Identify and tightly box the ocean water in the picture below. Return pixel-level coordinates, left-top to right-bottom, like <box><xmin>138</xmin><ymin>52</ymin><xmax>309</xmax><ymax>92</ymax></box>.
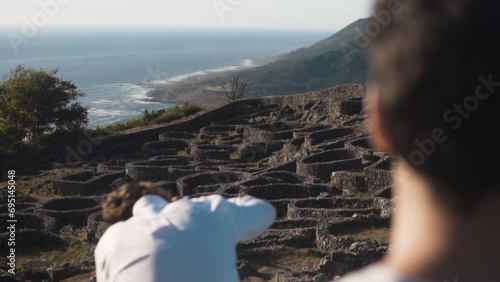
<box><xmin>0</xmin><ymin>26</ymin><xmax>330</xmax><ymax>127</ymax></box>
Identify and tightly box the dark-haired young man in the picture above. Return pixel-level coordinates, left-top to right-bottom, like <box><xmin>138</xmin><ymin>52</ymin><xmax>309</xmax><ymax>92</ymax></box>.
<box><xmin>95</xmin><ymin>182</ymin><xmax>276</xmax><ymax>282</ymax></box>
<box><xmin>101</xmin><ymin>181</ymin><xmax>176</xmax><ymax>225</ymax></box>
<box><xmin>338</xmin><ymin>0</ymin><xmax>500</xmax><ymax>281</ymax></box>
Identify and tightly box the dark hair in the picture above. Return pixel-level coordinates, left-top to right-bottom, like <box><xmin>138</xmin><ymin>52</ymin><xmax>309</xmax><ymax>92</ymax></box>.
<box><xmin>102</xmin><ymin>182</ymin><xmax>171</xmax><ymax>224</ymax></box>
<box><xmin>369</xmin><ymin>0</ymin><xmax>500</xmax><ymax>209</ymax></box>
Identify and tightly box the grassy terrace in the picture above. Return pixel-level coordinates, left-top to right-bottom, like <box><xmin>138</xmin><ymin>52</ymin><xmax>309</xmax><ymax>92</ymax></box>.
<box><xmin>97</xmin><ymin>103</ymin><xmax>204</xmax><ymax>134</ymax></box>
<box><xmin>242</xmin><ymin>246</ymin><xmax>329</xmax><ymax>282</ymax></box>
<box><xmin>0</xmin><ymin>168</ymin><xmax>81</xmax><ymax>202</ymax></box>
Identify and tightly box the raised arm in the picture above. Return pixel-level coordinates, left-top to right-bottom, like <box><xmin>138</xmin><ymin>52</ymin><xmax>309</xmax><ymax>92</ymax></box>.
<box><xmin>227</xmin><ymin>195</ymin><xmax>277</xmax><ymax>241</ymax></box>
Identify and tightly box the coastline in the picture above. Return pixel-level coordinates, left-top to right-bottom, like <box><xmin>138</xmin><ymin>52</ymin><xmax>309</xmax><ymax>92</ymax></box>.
<box><xmin>143</xmin><ymin>55</ymin><xmax>280</xmax><ymax>107</ymax></box>
<box><xmin>90</xmin><ymin>54</ymin><xmax>279</xmax><ymax>128</ymax></box>
<box><xmin>144</xmin><ymin>70</ymin><xmax>239</xmax><ymax>106</ymax></box>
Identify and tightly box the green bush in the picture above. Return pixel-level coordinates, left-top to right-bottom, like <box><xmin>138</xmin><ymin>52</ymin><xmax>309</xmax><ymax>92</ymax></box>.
<box><xmin>0</xmin><ymin>66</ymin><xmax>88</xmax><ymax>152</ymax></box>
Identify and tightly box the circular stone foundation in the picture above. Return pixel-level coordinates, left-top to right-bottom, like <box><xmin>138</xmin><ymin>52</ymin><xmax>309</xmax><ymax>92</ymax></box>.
<box><xmin>199</xmin><ymin>125</ymin><xmax>238</xmax><ymax>140</ymax></box>
<box><xmin>0</xmin><ymin>213</ymin><xmax>56</xmax><ymax>232</ymax></box>
<box><xmin>143</xmin><ymin>139</ymin><xmax>190</xmax><ymax>157</ymax></box>
<box><xmin>316</xmin><ymin>215</ymin><xmax>390</xmax><ymax>253</ymax></box>
<box><xmin>40</xmin><ymin>197</ymin><xmax>101</xmax><ymax>227</ymax></box>
<box><xmin>0</xmin><ymin>230</ymin><xmax>64</xmax><ymax>253</ymax></box>
<box><xmin>126</xmin><ymin>158</ymin><xmax>190</xmax><ymax>181</ymax></box>
<box><xmin>97</xmin><ymin>160</ymin><xmax>128</xmax><ymax>172</ymax></box>
<box><xmin>159</xmin><ymin>131</ymin><xmax>197</xmax><ymax>141</ymax></box>
<box><xmin>191</xmin><ymin>145</ymin><xmax>232</xmax><ymax>161</ymax></box>
<box><xmin>306</xmin><ymin>128</ymin><xmax>356</xmax><ymax>147</ymax></box>
<box><xmin>177</xmin><ymin>171</ymin><xmax>249</xmax><ymax>196</ymax></box>
<box><xmin>287</xmin><ymin>197</ymin><xmax>381</xmax><ymax>219</ymax></box>
<box><xmin>365</xmin><ymin>158</ymin><xmax>393</xmax><ymax>192</ymax></box>
<box><xmin>297</xmin><ymin>149</ymin><xmax>364</xmax><ymax>182</ymax></box>
<box><xmin>243</xmin><ymin>184</ymin><xmax>331</xmax><ymax>200</ymax></box>
<box><xmin>0</xmin><ymin>202</ymin><xmax>39</xmax><ymax>214</ymax></box>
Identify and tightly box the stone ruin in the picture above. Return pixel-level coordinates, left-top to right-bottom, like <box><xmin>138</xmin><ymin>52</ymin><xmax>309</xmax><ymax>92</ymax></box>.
<box><xmin>142</xmin><ymin>139</ymin><xmax>190</xmax><ymax>157</ymax></box>
<box><xmin>40</xmin><ymin>197</ymin><xmax>102</xmax><ymax>227</ymax></box>
<box><xmin>1</xmin><ymin>84</ymin><xmax>399</xmax><ymax>281</ymax></box>
<box><xmin>50</xmin><ymin>170</ymin><xmax>123</xmax><ymax>196</ymax></box>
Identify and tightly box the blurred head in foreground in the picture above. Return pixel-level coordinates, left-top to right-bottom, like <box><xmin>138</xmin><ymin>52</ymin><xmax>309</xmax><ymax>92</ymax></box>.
<box><xmin>367</xmin><ymin>0</ymin><xmax>500</xmax><ymax>210</ymax></box>
<box><xmin>347</xmin><ymin>0</ymin><xmax>500</xmax><ymax>281</ymax></box>
<box><xmin>102</xmin><ymin>181</ymin><xmax>180</xmax><ymax>225</ymax></box>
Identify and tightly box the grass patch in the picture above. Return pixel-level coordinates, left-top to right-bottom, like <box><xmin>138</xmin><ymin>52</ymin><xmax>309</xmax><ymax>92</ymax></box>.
<box><xmin>230</xmin><ymin>151</ymin><xmax>240</xmax><ymax>160</ymax></box>
<box><xmin>192</xmin><ymin>137</ymin><xmax>203</xmax><ymax>144</ymax></box>
<box><xmin>251</xmin><ymin>246</ymin><xmax>328</xmax><ymax>280</ymax></box>
<box><xmin>1</xmin><ymin>168</ymin><xmax>81</xmax><ymax>202</ymax></box>
<box><xmin>278</xmin><ymin>222</ymin><xmax>298</xmax><ymax>229</ymax></box>
<box><xmin>98</xmin><ymin>103</ymin><xmax>203</xmax><ymax>134</ymax></box>
<box><xmin>267</xmin><ymin>276</ymin><xmax>279</xmax><ymax>282</ymax></box>
<box><xmin>335</xmin><ymin>225</ymin><xmax>391</xmax><ymax>243</ymax></box>
<box><xmin>13</xmin><ymin>219</ymin><xmax>96</xmax><ymax>280</ymax></box>
<box><xmin>276</xmin><ymin>214</ymin><xmax>288</xmax><ymax>221</ymax></box>
<box><xmin>16</xmin><ymin>230</ymin><xmax>96</xmax><ymax>280</ymax></box>
<box><xmin>337</xmin><ymin>200</ymin><xmax>365</xmax><ymax>209</ymax></box>
<box><xmin>330</xmin><ymin>113</ymin><xmax>353</xmax><ymax>124</ymax></box>
<box><xmin>250</xmin><ymin>155</ymin><xmax>268</xmax><ymax>164</ymax></box>
<box><xmin>352</xmin><ymin>227</ymin><xmax>391</xmax><ymax>243</ymax></box>
<box><xmin>297</xmin><ymin>248</ymin><xmax>330</xmax><ymax>258</ymax></box>
<box><xmin>17</xmin><ymin>239</ymin><xmax>93</xmax><ymax>269</ymax></box>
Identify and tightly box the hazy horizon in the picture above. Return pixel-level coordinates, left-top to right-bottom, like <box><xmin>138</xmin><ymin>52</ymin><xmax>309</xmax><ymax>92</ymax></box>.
<box><xmin>0</xmin><ymin>24</ymin><xmax>347</xmax><ymax>34</ymax></box>
<box><xmin>1</xmin><ymin>0</ymin><xmax>371</xmax><ymax>31</ymax></box>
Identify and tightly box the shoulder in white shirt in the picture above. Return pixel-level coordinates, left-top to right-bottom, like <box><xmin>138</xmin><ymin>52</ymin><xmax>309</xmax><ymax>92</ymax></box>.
<box><xmin>95</xmin><ymin>194</ymin><xmax>276</xmax><ymax>282</ymax></box>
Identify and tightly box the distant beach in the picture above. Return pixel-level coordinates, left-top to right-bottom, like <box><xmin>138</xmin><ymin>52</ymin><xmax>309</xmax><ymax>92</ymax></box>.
<box><xmin>143</xmin><ymin>55</ymin><xmax>278</xmax><ymax>106</ymax></box>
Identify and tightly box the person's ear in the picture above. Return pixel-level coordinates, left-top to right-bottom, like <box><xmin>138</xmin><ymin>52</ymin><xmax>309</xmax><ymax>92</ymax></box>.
<box><xmin>365</xmin><ymin>84</ymin><xmax>393</xmax><ymax>151</ymax></box>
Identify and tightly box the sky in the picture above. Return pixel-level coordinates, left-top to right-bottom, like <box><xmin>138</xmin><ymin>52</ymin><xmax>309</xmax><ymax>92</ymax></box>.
<box><xmin>0</xmin><ymin>0</ymin><xmax>372</xmax><ymax>31</ymax></box>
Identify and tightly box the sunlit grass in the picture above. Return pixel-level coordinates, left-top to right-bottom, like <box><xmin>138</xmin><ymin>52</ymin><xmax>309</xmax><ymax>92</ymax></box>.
<box><xmin>98</xmin><ymin>103</ymin><xmax>203</xmax><ymax>134</ymax></box>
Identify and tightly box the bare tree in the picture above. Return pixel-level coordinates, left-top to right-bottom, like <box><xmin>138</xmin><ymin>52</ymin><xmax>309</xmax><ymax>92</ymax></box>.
<box><xmin>221</xmin><ymin>75</ymin><xmax>251</xmax><ymax>101</ymax></box>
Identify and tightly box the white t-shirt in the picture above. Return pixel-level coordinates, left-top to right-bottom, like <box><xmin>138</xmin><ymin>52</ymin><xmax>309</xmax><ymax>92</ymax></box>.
<box><xmin>95</xmin><ymin>194</ymin><xmax>276</xmax><ymax>282</ymax></box>
<box><xmin>337</xmin><ymin>264</ymin><xmax>433</xmax><ymax>282</ymax></box>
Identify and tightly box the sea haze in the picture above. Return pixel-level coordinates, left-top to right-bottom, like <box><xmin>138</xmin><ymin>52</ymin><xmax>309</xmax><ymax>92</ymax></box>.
<box><xmin>0</xmin><ymin>26</ymin><xmax>331</xmax><ymax>127</ymax></box>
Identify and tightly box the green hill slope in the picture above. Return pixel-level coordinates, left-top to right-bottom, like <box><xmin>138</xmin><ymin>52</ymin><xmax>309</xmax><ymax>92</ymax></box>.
<box><xmin>283</xmin><ymin>18</ymin><xmax>368</xmax><ymax>60</ymax></box>
<box><xmin>236</xmin><ymin>18</ymin><xmax>369</xmax><ymax>96</ymax></box>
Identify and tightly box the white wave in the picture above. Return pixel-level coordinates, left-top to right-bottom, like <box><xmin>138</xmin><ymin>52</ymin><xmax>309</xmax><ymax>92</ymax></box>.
<box><xmin>134</xmin><ymin>100</ymin><xmax>163</xmax><ymax>105</ymax></box>
<box><xmin>90</xmin><ymin>82</ymin><xmax>161</xmax><ymax>104</ymax></box>
<box><xmin>85</xmin><ymin>58</ymin><xmax>258</xmax><ymax>128</ymax></box>
<box><xmin>148</xmin><ymin>58</ymin><xmax>259</xmax><ymax>85</ymax></box>
<box><xmin>89</xmin><ymin>108</ymin><xmax>128</xmax><ymax>117</ymax></box>
<box><xmin>242</xmin><ymin>59</ymin><xmax>256</xmax><ymax>67</ymax></box>
<box><xmin>91</xmin><ymin>99</ymin><xmax>115</xmax><ymax>104</ymax></box>
<box><xmin>128</xmin><ymin>90</ymin><xmax>153</xmax><ymax>101</ymax></box>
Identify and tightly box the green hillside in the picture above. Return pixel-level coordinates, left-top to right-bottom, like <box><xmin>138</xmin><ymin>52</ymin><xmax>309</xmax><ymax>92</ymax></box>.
<box><xmin>283</xmin><ymin>18</ymin><xmax>368</xmax><ymax>60</ymax></box>
<box><xmin>234</xmin><ymin>18</ymin><xmax>369</xmax><ymax>96</ymax></box>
